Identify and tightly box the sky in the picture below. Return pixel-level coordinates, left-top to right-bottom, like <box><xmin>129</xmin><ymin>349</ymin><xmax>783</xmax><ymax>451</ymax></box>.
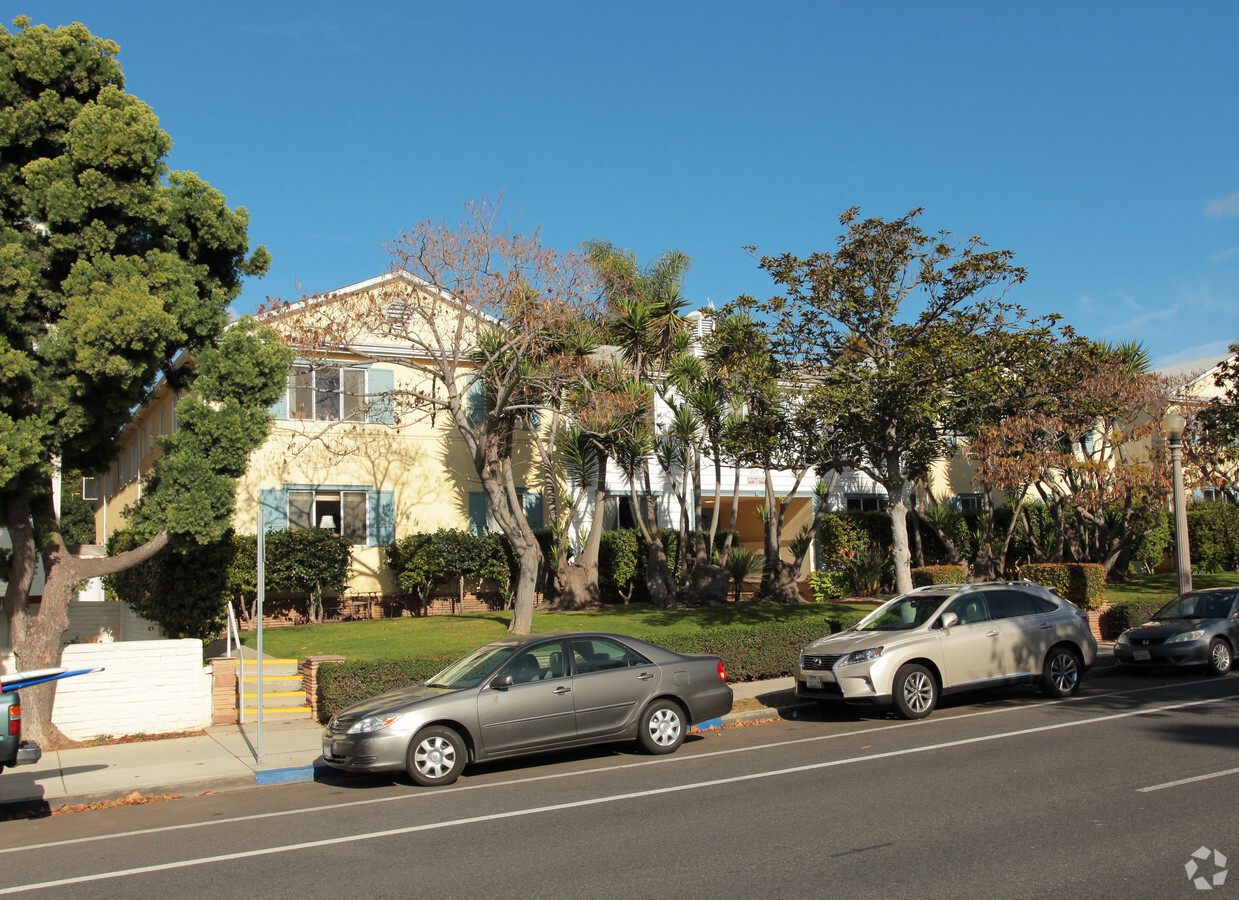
<box><xmin>21</xmin><ymin>1</ymin><xmax>1239</xmax><ymax>368</ymax></box>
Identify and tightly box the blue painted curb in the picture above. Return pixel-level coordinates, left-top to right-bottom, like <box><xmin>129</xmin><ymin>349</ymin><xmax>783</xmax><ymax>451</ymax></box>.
<box><xmin>692</xmin><ymin>717</ymin><xmax>724</xmax><ymax>730</ymax></box>
<box><xmin>254</xmin><ymin>762</ymin><xmax>335</xmax><ymax>786</ymax></box>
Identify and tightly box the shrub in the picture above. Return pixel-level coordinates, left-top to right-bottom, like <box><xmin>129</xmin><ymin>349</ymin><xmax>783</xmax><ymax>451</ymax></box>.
<box><xmin>809</xmin><ymin>570</ymin><xmax>846</xmax><ymax>602</ymax></box>
<box><xmin>599</xmin><ymin>529</ymin><xmax>640</xmax><ymax>601</ymax></box>
<box><xmin>1017</xmin><ymin>563</ymin><xmax>1106</xmax><ymax>610</ymax></box>
<box><xmin>911</xmin><ymin>565</ymin><xmax>966</xmax><ymax>587</ymax></box>
<box><xmin>842</xmin><ymin>544</ymin><xmax>891</xmax><ymax>597</ymax></box>
<box><xmin>317</xmin><ymin>655</ymin><xmax>459</xmax><ymax>722</ymax></box>
<box><xmin>386</xmin><ymin>529</ymin><xmax>515</xmax><ymax>601</ymax></box>
<box><xmin>1187</xmin><ymin>503</ymin><xmax>1239</xmax><ymax>573</ymax></box>
<box><xmin>1099</xmin><ymin>599</ymin><xmax>1165</xmax><ymax>639</ymax></box>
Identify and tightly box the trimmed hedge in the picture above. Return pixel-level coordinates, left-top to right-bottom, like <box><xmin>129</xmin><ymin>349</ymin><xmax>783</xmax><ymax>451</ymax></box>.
<box><xmin>312</xmin><ymin>614</ymin><xmax>865</xmax><ymax>722</ymax></box>
<box><xmin>911</xmin><ymin>565</ymin><xmax>966</xmax><ymax>586</ymax></box>
<box><xmin>317</xmin><ymin>655</ymin><xmax>459</xmax><ymax>722</ymax></box>
<box><xmin>1099</xmin><ymin>599</ymin><xmax>1165</xmax><ymax>639</ymax></box>
<box><xmin>1017</xmin><ymin>563</ymin><xmax>1106</xmax><ymax>610</ymax></box>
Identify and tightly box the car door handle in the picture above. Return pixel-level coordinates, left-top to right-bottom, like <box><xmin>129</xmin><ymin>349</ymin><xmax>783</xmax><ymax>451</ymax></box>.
<box><xmin>636</xmin><ymin>672</ymin><xmax>654</xmax><ymax>681</ymax></box>
<box><xmin>1039</xmin><ymin>623</ymin><xmax>1053</xmax><ymax>630</ymax></box>
<box><xmin>986</xmin><ymin>631</ymin><xmax>1000</xmax><ymax>638</ymax></box>
<box><xmin>552</xmin><ymin>686</ymin><xmax>571</xmax><ymax>695</ymax></box>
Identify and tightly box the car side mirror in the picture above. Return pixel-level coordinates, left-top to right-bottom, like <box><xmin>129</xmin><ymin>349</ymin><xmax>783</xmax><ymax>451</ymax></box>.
<box><xmin>940</xmin><ymin>612</ymin><xmax>959</xmax><ymax>630</ymax></box>
<box><xmin>491</xmin><ymin>675</ymin><xmax>514</xmax><ymax>689</ymax></box>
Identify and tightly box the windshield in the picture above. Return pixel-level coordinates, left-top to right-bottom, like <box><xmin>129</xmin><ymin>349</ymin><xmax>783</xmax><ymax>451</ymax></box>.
<box><xmin>1154</xmin><ymin>591</ymin><xmax>1235</xmax><ymax>621</ymax></box>
<box><xmin>426</xmin><ymin>644</ymin><xmax>517</xmax><ymax>689</ymax></box>
<box><xmin>855</xmin><ymin>594</ymin><xmax>950</xmax><ymax>632</ymax></box>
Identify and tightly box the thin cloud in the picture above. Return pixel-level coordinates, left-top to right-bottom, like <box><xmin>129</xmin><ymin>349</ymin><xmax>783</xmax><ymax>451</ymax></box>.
<box><xmin>1153</xmin><ymin>340</ymin><xmax>1235</xmax><ymax>368</ymax></box>
<box><xmin>1103</xmin><ymin>305</ymin><xmax>1178</xmax><ymax>333</ymax></box>
<box><xmin>1206</xmin><ymin>193</ymin><xmax>1239</xmax><ymax>217</ymax></box>
<box><xmin>1208</xmin><ymin>245</ymin><xmax>1239</xmax><ymax>263</ymax></box>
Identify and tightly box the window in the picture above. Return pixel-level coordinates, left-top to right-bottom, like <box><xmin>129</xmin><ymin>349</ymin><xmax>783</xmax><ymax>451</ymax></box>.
<box><xmin>259</xmin><ymin>486</ymin><xmax>395</xmax><ymax>547</ymax></box>
<box><xmin>984</xmin><ymin>589</ymin><xmax>1040</xmax><ymax>619</ymax></box>
<box><xmin>280</xmin><ymin>363</ymin><xmax>394</xmax><ymax>424</ymax></box>
<box><xmin>603</xmin><ymin>495</ymin><xmax>643</xmax><ymax>530</ymax></box>
<box><xmin>956</xmin><ymin>494</ymin><xmax>985</xmax><ymax>512</ymax></box>
<box><xmin>468</xmin><ymin>489</ymin><xmax>543</xmax><ymax>534</ymax></box>
<box><xmin>288</xmin><ymin>490</ymin><xmax>369</xmax><ymax>545</ymax></box>
<box><xmin>846</xmin><ymin>495</ymin><xmax>886</xmax><ymax>512</ymax></box>
<box><xmin>571</xmin><ymin>637</ymin><xmax>650</xmax><ymax>673</ymax></box>
<box><xmin>943</xmin><ymin>594</ymin><xmax>991</xmax><ymax>626</ymax></box>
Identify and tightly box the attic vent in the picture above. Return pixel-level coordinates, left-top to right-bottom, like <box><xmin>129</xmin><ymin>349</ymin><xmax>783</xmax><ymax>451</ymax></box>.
<box><xmin>384</xmin><ymin>299</ymin><xmax>411</xmax><ymax>330</ymax></box>
<box><xmin>694</xmin><ymin>312</ymin><xmax>715</xmax><ymax>340</ymax></box>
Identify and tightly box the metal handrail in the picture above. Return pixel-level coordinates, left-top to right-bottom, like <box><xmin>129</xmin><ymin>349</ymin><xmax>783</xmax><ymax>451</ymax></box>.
<box><xmin>226</xmin><ymin>601</ymin><xmax>244</xmax><ymax>724</ymax></box>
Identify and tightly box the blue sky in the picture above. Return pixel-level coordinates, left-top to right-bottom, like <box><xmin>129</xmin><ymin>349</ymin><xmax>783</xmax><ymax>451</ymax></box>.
<box><xmin>24</xmin><ymin>1</ymin><xmax>1239</xmax><ymax>367</ymax></box>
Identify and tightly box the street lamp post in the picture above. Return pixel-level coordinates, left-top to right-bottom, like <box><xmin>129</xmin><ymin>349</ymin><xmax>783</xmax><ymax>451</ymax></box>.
<box><xmin>1163</xmin><ymin>411</ymin><xmax>1192</xmax><ymax>596</ymax></box>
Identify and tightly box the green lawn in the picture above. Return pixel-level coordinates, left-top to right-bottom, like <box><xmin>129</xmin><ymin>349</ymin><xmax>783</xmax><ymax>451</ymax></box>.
<box><xmin>240</xmin><ymin>601</ymin><xmax>871</xmax><ymax>661</ymax></box>
<box><xmin>1103</xmin><ymin>572</ymin><xmax>1239</xmax><ymax>606</ymax></box>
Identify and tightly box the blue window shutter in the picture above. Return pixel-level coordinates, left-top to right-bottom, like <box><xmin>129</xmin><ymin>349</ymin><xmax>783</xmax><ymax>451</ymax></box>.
<box><xmin>466</xmin><ymin>378</ymin><xmax>486</xmax><ymax>428</ymax></box>
<box><xmin>527</xmin><ymin>407</ymin><xmax>541</xmax><ymax>431</ymax></box>
<box><xmin>269</xmin><ymin>382</ymin><xmax>287</xmax><ymax>420</ymax></box>
<box><xmin>370</xmin><ymin>490</ymin><xmax>395</xmax><ymax>545</ymax></box>
<box><xmin>368</xmin><ymin>367</ymin><xmax>395</xmax><ymax>425</ymax></box>
<box><xmin>258</xmin><ymin>489</ymin><xmax>288</xmax><ymax>531</ymax></box>
<box><xmin>468</xmin><ymin>492</ymin><xmax>489</xmax><ymax>535</ymax></box>
<box><xmin>523</xmin><ymin>490</ymin><xmax>544</xmax><ymax>531</ymax></box>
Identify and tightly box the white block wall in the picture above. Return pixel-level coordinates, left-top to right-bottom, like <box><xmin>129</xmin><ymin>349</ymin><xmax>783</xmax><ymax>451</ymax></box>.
<box><xmin>50</xmin><ymin>640</ymin><xmax>212</xmax><ymax>741</ymax></box>
<box><xmin>61</xmin><ymin>601</ymin><xmax>165</xmax><ymax>645</ymax></box>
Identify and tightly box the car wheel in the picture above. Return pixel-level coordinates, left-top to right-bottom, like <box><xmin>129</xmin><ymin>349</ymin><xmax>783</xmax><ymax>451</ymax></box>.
<box><xmin>1042</xmin><ymin>647</ymin><xmax>1082</xmax><ymax>698</ymax></box>
<box><xmin>638</xmin><ymin>699</ymin><xmax>686</xmax><ymax>754</ymax></box>
<box><xmin>1206</xmin><ymin>639</ymin><xmax>1232</xmax><ymax>676</ymax></box>
<box><xmin>406</xmin><ymin>725</ymin><xmax>466</xmax><ymax>787</ymax></box>
<box><xmin>892</xmin><ymin>664</ymin><xmax>937</xmax><ymax>720</ymax></box>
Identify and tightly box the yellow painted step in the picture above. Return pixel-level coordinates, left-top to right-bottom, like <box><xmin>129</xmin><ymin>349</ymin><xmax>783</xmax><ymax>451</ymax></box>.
<box><xmin>241</xmin><ymin>691</ymin><xmax>306</xmax><ymax>700</ymax></box>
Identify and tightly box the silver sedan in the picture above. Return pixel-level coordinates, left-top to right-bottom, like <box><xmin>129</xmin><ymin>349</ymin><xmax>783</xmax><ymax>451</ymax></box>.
<box><xmin>321</xmin><ymin>631</ymin><xmax>734</xmax><ymax>786</ymax></box>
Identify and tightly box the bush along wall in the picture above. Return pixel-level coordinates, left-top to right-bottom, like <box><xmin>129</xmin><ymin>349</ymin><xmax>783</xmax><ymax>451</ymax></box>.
<box><xmin>1098</xmin><ymin>599</ymin><xmax>1166</xmax><ymax>640</ymax></box>
<box><xmin>1017</xmin><ymin>563</ymin><xmax>1106</xmax><ymax>610</ymax></box>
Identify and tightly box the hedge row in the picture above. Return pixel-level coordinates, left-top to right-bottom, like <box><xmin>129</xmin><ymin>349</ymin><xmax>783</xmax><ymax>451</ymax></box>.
<box><xmin>1098</xmin><ymin>599</ymin><xmax>1166</xmax><ymax>639</ymax></box>
<box><xmin>911</xmin><ymin>565</ymin><xmax>966</xmax><ymax>586</ymax></box>
<box><xmin>313</xmin><ymin>614</ymin><xmax>866</xmax><ymax>722</ymax></box>
<box><xmin>1017</xmin><ymin>563</ymin><xmax>1106</xmax><ymax>610</ymax></box>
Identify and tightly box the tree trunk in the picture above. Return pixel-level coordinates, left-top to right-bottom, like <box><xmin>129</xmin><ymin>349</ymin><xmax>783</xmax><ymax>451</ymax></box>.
<box><xmin>682</xmin><ymin>564</ymin><xmax>730</xmax><ymax>606</ymax></box>
<box><xmin>544</xmin><ymin>465</ymin><xmax>608</xmax><ymax>611</ymax></box>
<box><xmin>6</xmin><ymin>493</ymin><xmax>170</xmax><ymax>748</ymax></box>
<box><xmin>759</xmin><ymin>559</ymin><xmax>803</xmax><ymax>603</ymax></box>
<box><xmin>889</xmin><ymin>486</ymin><xmax>914</xmax><ymax>596</ymax></box>
<box><xmin>508</xmin><ymin>541</ymin><xmax>541</xmax><ymax>634</ymax></box>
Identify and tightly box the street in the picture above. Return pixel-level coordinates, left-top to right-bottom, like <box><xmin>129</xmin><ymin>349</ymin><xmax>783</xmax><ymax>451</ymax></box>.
<box><xmin>0</xmin><ymin>671</ymin><xmax>1235</xmax><ymax>899</ymax></box>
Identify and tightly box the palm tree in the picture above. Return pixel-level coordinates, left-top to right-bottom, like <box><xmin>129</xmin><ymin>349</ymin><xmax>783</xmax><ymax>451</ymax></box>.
<box><xmin>724</xmin><ymin>547</ymin><xmax>765</xmax><ymax>603</ymax></box>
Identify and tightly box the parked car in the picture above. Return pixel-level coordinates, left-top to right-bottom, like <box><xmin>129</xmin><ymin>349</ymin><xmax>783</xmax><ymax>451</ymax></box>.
<box><xmin>1113</xmin><ymin>588</ymin><xmax>1239</xmax><ymax>675</ymax></box>
<box><xmin>796</xmin><ymin>581</ymin><xmax>1098</xmax><ymax>719</ymax></box>
<box><xmin>0</xmin><ymin>687</ymin><xmax>40</xmax><ymax>774</ymax></box>
<box><xmin>322</xmin><ymin>632</ymin><xmax>733</xmax><ymax>786</ymax></box>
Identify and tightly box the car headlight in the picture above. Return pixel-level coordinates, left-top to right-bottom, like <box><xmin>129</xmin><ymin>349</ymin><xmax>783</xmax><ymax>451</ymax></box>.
<box><xmin>1166</xmin><ymin>630</ymin><xmax>1206</xmax><ymax>644</ymax></box>
<box><xmin>347</xmin><ymin>713</ymin><xmax>402</xmax><ymax>735</ymax></box>
<box><xmin>1115</xmin><ymin>632</ymin><xmax>1129</xmax><ymax>645</ymax></box>
<box><xmin>839</xmin><ymin>647</ymin><xmax>883</xmax><ymax>666</ymax></box>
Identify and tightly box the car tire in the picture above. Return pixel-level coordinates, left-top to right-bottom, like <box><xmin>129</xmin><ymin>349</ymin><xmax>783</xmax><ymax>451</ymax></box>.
<box><xmin>1042</xmin><ymin>646</ymin><xmax>1082</xmax><ymax>698</ymax></box>
<box><xmin>892</xmin><ymin>664</ymin><xmax>937</xmax><ymax>720</ymax></box>
<box><xmin>1206</xmin><ymin>639</ymin><xmax>1233</xmax><ymax>676</ymax></box>
<box><xmin>406</xmin><ymin>725</ymin><xmax>466</xmax><ymax>787</ymax></box>
<box><xmin>638</xmin><ymin>699</ymin><xmax>686</xmax><ymax>754</ymax></box>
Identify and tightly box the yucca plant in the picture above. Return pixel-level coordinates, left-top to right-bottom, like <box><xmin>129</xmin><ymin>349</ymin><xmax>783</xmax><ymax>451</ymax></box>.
<box><xmin>724</xmin><ymin>547</ymin><xmax>765</xmax><ymax>603</ymax></box>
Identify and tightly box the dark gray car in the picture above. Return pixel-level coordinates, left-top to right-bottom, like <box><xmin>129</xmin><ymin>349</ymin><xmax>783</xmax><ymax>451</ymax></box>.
<box><xmin>321</xmin><ymin>631</ymin><xmax>733</xmax><ymax>786</ymax></box>
<box><xmin>1114</xmin><ymin>588</ymin><xmax>1239</xmax><ymax>674</ymax></box>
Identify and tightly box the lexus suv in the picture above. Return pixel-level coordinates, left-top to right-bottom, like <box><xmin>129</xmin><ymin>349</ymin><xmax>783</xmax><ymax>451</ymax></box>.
<box><xmin>796</xmin><ymin>581</ymin><xmax>1098</xmax><ymax>719</ymax></box>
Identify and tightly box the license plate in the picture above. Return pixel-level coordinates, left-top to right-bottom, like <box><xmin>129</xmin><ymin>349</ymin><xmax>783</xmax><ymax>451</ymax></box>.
<box><xmin>1134</xmin><ymin>650</ymin><xmax>1151</xmax><ymax>661</ymax></box>
<box><xmin>807</xmin><ymin>675</ymin><xmax>822</xmax><ymax>689</ymax></box>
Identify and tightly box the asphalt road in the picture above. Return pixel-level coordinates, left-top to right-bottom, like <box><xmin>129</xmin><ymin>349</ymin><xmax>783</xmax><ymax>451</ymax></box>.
<box><xmin>0</xmin><ymin>671</ymin><xmax>1236</xmax><ymax>899</ymax></box>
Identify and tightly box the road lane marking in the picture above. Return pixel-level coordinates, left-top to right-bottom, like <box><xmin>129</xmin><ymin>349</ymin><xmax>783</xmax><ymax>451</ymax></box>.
<box><xmin>1138</xmin><ymin>766</ymin><xmax>1239</xmax><ymax>793</ymax></box>
<box><xmin>2</xmin><ymin>691</ymin><xmax>1236</xmax><ymax>895</ymax></box>
<box><xmin>0</xmin><ymin>676</ymin><xmax>1228</xmax><ymax>856</ymax></box>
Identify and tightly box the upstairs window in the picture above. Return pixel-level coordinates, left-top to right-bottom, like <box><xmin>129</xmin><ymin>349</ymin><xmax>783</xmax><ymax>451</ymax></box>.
<box><xmin>277</xmin><ymin>363</ymin><xmax>395</xmax><ymax>424</ymax></box>
<box><xmin>846</xmin><ymin>495</ymin><xmax>886</xmax><ymax>512</ymax></box>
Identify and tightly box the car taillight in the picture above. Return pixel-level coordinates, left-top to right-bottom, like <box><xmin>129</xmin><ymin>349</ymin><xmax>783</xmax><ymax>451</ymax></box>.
<box><xmin>717</xmin><ymin>660</ymin><xmax>727</xmax><ymax>682</ymax></box>
<box><xmin>9</xmin><ymin>703</ymin><xmax>20</xmax><ymax>737</ymax></box>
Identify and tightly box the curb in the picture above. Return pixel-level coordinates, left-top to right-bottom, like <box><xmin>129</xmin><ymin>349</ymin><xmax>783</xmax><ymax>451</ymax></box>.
<box><xmin>254</xmin><ymin>762</ymin><xmax>337</xmax><ymax>786</ymax></box>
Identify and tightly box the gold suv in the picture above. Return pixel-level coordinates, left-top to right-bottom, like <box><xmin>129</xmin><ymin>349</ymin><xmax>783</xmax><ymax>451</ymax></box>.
<box><xmin>796</xmin><ymin>582</ymin><xmax>1098</xmax><ymax>719</ymax></box>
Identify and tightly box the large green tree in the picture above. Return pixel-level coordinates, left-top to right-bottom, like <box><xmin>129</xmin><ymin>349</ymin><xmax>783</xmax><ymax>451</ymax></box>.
<box><xmin>746</xmin><ymin>208</ymin><xmax>1055</xmax><ymax>594</ymax></box>
<box><xmin>0</xmin><ymin>18</ymin><xmax>277</xmax><ymax>745</ymax></box>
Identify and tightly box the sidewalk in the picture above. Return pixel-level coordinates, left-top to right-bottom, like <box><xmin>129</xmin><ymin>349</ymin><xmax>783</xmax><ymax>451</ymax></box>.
<box><xmin>0</xmin><ymin>645</ymin><xmax>1114</xmax><ymax>811</ymax></box>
